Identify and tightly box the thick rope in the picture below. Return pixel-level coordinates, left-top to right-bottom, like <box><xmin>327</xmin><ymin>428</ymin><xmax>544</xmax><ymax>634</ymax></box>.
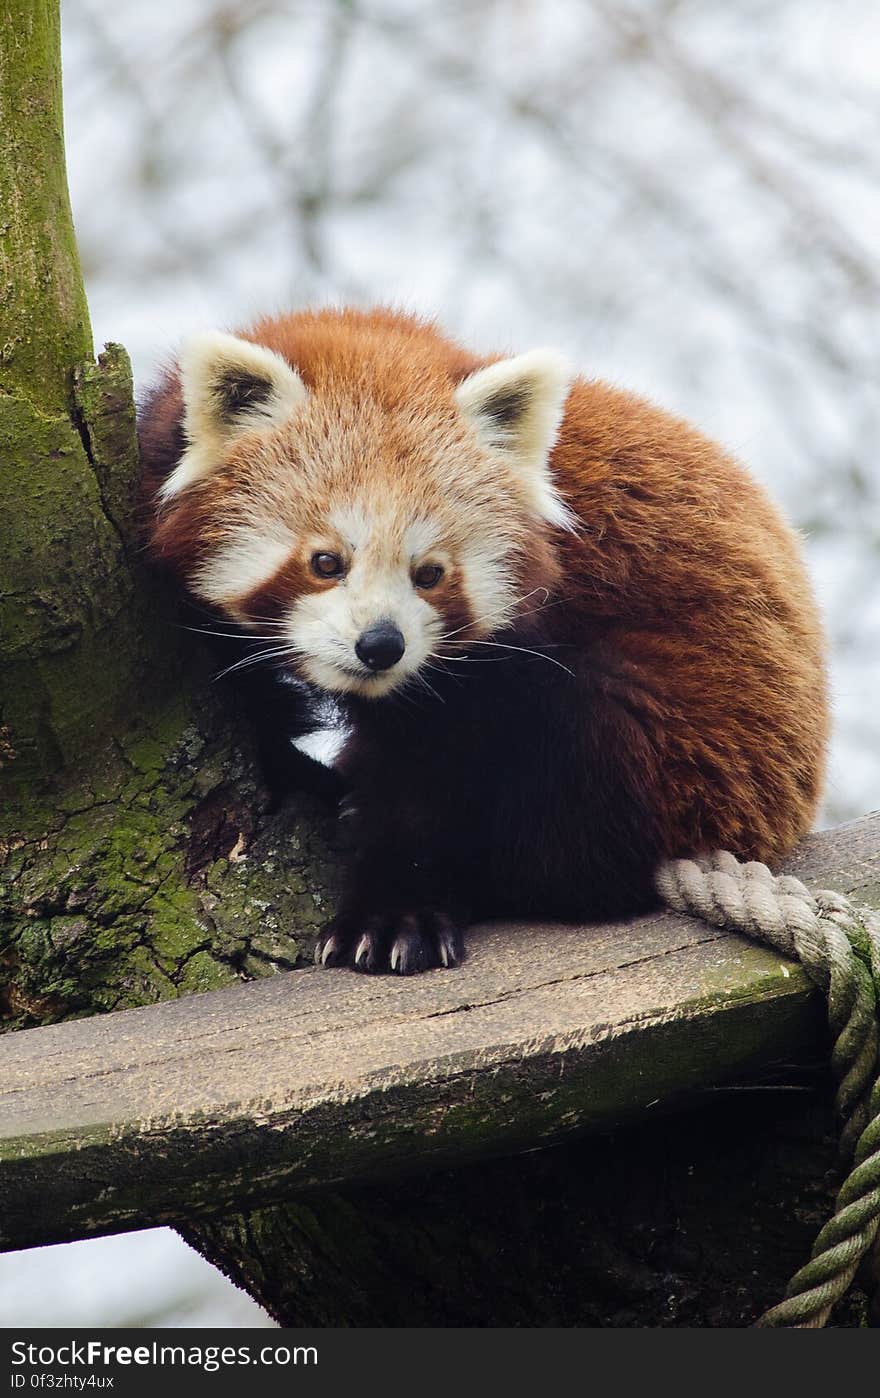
<box><xmin>656</xmin><ymin>850</ymin><xmax>880</xmax><ymax>1327</ymax></box>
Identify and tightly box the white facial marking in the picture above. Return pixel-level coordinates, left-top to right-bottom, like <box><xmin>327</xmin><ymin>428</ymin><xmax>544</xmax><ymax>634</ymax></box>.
<box><xmin>191</xmin><ymin>526</ymin><xmax>294</xmax><ymax>608</ymax></box>
<box><xmin>458</xmin><ymin>538</ymin><xmax>518</xmax><ymax>632</ymax></box>
<box><xmin>328</xmin><ymin>504</ymin><xmax>372</xmax><ymax>552</ymax></box>
<box><xmin>283</xmin><ymin>513</ymin><xmax>447</xmax><ymax>696</ymax></box>
<box><xmin>404</xmin><ymin>517</ymin><xmax>441</xmax><ymax>558</ymax></box>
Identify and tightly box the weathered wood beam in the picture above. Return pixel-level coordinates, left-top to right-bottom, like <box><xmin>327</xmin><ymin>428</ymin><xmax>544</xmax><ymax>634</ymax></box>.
<box><xmin>1</xmin><ymin>814</ymin><xmax>877</xmax><ymax>1252</ymax></box>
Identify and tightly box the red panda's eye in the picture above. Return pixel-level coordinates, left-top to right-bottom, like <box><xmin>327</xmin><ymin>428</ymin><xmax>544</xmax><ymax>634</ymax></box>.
<box><xmin>311</xmin><ymin>551</ymin><xmax>345</xmax><ymax>579</ymax></box>
<box><xmin>413</xmin><ymin>563</ymin><xmax>444</xmax><ymax>590</ymax></box>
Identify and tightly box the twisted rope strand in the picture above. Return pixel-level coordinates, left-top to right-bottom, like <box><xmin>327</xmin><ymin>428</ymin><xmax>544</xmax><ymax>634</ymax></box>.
<box><xmin>656</xmin><ymin>852</ymin><xmax>880</xmax><ymax>1328</ymax></box>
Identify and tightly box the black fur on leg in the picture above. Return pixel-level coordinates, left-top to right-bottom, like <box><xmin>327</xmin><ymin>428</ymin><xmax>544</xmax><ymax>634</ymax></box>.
<box><xmin>183</xmin><ymin>598</ymin><xmax>347</xmax><ymax>807</ymax></box>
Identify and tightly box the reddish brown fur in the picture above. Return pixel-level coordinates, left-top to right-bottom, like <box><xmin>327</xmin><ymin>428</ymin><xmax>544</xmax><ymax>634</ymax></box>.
<box><xmin>545</xmin><ymin>385</ymin><xmax>828</xmax><ymax>862</ymax></box>
<box><xmin>140</xmin><ymin>307</ymin><xmax>828</xmax><ymax>878</ymax></box>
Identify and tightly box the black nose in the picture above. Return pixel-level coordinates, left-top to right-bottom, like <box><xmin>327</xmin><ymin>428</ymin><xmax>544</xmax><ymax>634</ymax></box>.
<box><xmin>355</xmin><ymin>621</ymin><xmax>406</xmax><ymax>672</ymax></box>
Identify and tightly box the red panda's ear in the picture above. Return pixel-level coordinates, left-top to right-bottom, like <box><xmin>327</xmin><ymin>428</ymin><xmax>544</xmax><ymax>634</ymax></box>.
<box><xmin>159</xmin><ymin>333</ymin><xmax>308</xmax><ymax>500</ymax></box>
<box><xmin>454</xmin><ymin>350</ymin><xmax>575</xmax><ymax>528</ymax></box>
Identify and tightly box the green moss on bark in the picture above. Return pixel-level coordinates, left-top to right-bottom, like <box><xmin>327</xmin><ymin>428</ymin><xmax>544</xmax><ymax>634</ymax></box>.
<box><xmin>186</xmin><ymin>1091</ymin><xmax>866</xmax><ymax>1327</ymax></box>
<box><xmin>0</xmin><ymin>5</ymin><xmax>176</xmax><ymax>795</ymax></box>
<box><xmin>0</xmin><ymin>685</ymin><xmax>343</xmax><ymax>1028</ymax></box>
<box><xmin>0</xmin><ymin>0</ymin><xmax>93</xmax><ymax>413</ymax></box>
<box><xmin>0</xmin><ymin>389</ymin><xmax>130</xmax><ymax>785</ymax></box>
<box><xmin>0</xmin><ymin>340</ymin><xmax>190</xmax><ymax>801</ymax></box>
<box><xmin>74</xmin><ymin>343</ymin><xmax>141</xmax><ymax>548</ymax></box>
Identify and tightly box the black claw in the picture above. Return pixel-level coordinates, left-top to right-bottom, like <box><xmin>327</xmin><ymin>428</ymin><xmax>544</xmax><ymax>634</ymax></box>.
<box><xmin>391</xmin><ymin>929</ymin><xmax>432</xmax><ymax>975</ymax></box>
<box><xmin>315</xmin><ymin>908</ymin><xmax>465</xmax><ymax>975</ymax></box>
<box><xmin>314</xmin><ymin>924</ymin><xmax>347</xmax><ymax>967</ymax></box>
<box><xmin>353</xmin><ymin>924</ymin><xmax>390</xmax><ymax>974</ymax></box>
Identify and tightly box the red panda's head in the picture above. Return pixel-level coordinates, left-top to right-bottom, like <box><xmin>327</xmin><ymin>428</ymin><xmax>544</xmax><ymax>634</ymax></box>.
<box><xmin>145</xmin><ymin>316</ymin><xmax>574</xmax><ymax>698</ymax></box>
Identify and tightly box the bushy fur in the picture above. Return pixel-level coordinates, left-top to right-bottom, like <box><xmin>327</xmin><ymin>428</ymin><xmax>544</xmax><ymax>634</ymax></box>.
<box><xmin>139</xmin><ymin>307</ymin><xmax>829</xmax><ymax>974</ymax></box>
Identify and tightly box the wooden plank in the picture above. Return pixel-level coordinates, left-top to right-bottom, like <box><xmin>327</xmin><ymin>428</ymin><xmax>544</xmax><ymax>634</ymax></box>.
<box><xmin>1</xmin><ymin>813</ymin><xmax>877</xmax><ymax>1251</ymax></box>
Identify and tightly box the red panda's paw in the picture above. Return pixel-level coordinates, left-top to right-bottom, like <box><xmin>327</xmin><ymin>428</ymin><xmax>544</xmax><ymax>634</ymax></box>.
<box><xmin>315</xmin><ymin>909</ymin><xmax>464</xmax><ymax>975</ymax></box>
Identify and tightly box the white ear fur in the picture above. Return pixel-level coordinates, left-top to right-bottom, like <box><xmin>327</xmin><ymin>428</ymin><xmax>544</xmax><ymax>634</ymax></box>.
<box><xmin>159</xmin><ymin>332</ymin><xmax>308</xmax><ymax>500</ymax></box>
<box><xmin>454</xmin><ymin>350</ymin><xmax>575</xmax><ymax>528</ymax></box>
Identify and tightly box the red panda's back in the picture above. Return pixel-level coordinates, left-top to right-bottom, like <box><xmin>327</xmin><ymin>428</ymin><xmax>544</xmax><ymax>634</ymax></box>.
<box><xmin>548</xmin><ymin>378</ymin><xmax>828</xmax><ymax>863</ymax></box>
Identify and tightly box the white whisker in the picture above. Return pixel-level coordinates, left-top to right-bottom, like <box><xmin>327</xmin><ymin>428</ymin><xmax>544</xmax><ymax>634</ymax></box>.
<box><xmin>213</xmin><ymin>645</ymin><xmax>299</xmax><ymax>680</ymax></box>
<box><xmin>181</xmin><ymin>623</ymin><xmax>288</xmax><ymax>641</ymax></box>
<box><xmin>437</xmin><ymin>586</ymin><xmax>551</xmax><ymax>642</ymax></box>
<box><xmin>441</xmin><ymin>639</ymin><xmax>575</xmax><ymax>677</ymax></box>
<box><xmin>429</xmin><ymin>651</ymin><xmax>511</xmax><ymax>665</ymax></box>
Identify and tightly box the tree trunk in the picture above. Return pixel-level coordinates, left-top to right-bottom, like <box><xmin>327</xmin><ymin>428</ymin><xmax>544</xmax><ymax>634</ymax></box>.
<box><xmin>0</xmin><ymin>0</ymin><xmax>341</xmax><ymax>1023</ymax></box>
<box><xmin>183</xmin><ymin>1084</ymin><xmax>868</xmax><ymax>1328</ymax></box>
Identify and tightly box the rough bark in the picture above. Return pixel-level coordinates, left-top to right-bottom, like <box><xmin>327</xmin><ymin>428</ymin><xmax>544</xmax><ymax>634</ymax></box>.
<box><xmin>183</xmin><ymin>1085</ymin><xmax>869</xmax><ymax>1328</ymax></box>
<box><xmin>0</xmin><ymin>0</ymin><xmax>91</xmax><ymax>413</ymax></box>
<box><xmin>0</xmin><ymin>0</ymin><xmax>159</xmax><ymax>798</ymax></box>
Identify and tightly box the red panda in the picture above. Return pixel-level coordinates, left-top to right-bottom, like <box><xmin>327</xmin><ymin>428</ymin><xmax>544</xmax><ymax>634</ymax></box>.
<box><xmin>139</xmin><ymin>307</ymin><xmax>829</xmax><ymax>974</ymax></box>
